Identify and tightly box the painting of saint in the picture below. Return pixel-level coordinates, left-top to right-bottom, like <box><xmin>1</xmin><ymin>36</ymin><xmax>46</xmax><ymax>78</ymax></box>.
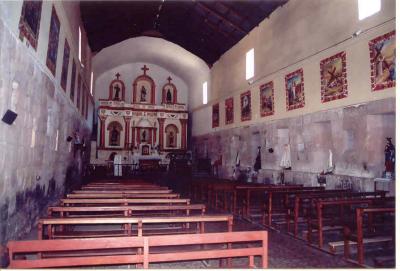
<box><xmin>369</xmin><ymin>31</ymin><xmax>396</xmax><ymax>91</ymax></box>
<box><xmin>70</xmin><ymin>61</ymin><xmax>76</xmax><ymax>101</ymax></box>
<box><xmin>46</xmin><ymin>7</ymin><xmax>60</xmax><ymax>76</ymax></box>
<box><xmin>260</xmin><ymin>81</ymin><xmax>274</xmax><ymax>117</ymax></box>
<box><xmin>285</xmin><ymin>69</ymin><xmax>305</xmax><ymax>110</ymax></box>
<box><xmin>19</xmin><ymin>0</ymin><xmax>42</xmax><ymax>50</ymax></box>
<box><xmin>61</xmin><ymin>39</ymin><xmax>70</xmax><ymax>91</ymax></box>
<box><xmin>320</xmin><ymin>52</ymin><xmax>347</xmax><ymax>102</ymax></box>
<box><xmin>225</xmin><ymin>97</ymin><xmax>234</xmax><ymax>125</ymax></box>
<box><xmin>240</xmin><ymin>91</ymin><xmax>251</xmax><ymax>121</ymax></box>
<box><xmin>212</xmin><ymin>103</ymin><xmax>219</xmax><ymax>128</ymax></box>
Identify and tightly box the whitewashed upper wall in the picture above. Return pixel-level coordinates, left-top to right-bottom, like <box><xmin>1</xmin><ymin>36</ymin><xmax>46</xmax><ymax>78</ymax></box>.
<box><xmin>95</xmin><ymin>63</ymin><xmax>188</xmax><ymax>106</ymax></box>
<box><xmin>0</xmin><ymin>0</ymin><xmax>93</xmax><ymax>127</ymax></box>
<box><xmin>92</xmin><ymin>36</ymin><xmax>210</xmax><ymax>110</ymax></box>
<box><xmin>192</xmin><ymin>0</ymin><xmax>396</xmax><ymax>136</ymax></box>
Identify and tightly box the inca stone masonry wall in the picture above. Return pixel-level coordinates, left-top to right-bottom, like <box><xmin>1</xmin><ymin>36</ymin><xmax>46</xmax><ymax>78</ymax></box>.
<box><xmin>192</xmin><ymin>97</ymin><xmax>395</xmax><ymax>192</ymax></box>
<box><xmin>0</xmin><ymin>16</ymin><xmax>91</xmax><ymax>254</ymax></box>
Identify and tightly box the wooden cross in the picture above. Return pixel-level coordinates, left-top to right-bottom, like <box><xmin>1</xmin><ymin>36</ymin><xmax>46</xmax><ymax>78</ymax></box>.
<box><xmin>115</xmin><ymin>73</ymin><xmax>121</xmax><ymax>80</ymax></box>
<box><xmin>141</xmin><ymin>65</ymin><xmax>149</xmax><ymax>75</ymax></box>
<box><xmin>167</xmin><ymin>76</ymin><xmax>172</xmax><ymax>84</ymax></box>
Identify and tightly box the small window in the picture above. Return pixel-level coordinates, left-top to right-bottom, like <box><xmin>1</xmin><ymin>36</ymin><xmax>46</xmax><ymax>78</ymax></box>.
<box><xmin>30</xmin><ymin>129</ymin><xmax>36</xmax><ymax>148</ymax></box>
<box><xmin>358</xmin><ymin>0</ymin><xmax>381</xmax><ymax>20</ymax></box>
<box><xmin>90</xmin><ymin>72</ymin><xmax>94</xmax><ymax>95</ymax></box>
<box><xmin>55</xmin><ymin>129</ymin><xmax>59</xmax><ymax>151</ymax></box>
<box><xmin>78</xmin><ymin>26</ymin><xmax>83</xmax><ymax>67</ymax></box>
<box><xmin>246</xmin><ymin>48</ymin><xmax>254</xmax><ymax>80</ymax></box>
<box><xmin>202</xmin><ymin>81</ymin><xmax>208</xmax><ymax>105</ymax></box>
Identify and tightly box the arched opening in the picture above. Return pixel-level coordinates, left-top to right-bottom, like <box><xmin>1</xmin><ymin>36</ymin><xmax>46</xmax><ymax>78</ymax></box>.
<box><xmin>107</xmin><ymin>121</ymin><xmax>123</xmax><ymax>146</ymax></box>
<box><xmin>165</xmin><ymin>124</ymin><xmax>179</xmax><ymax>148</ymax></box>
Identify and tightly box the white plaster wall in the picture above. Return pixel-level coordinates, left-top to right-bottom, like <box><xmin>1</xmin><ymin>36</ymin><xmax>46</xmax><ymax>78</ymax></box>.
<box><xmin>95</xmin><ymin>63</ymin><xmax>188</xmax><ymax>106</ymax></box>
<box><xmin>192</xmin><ymin>0</ymin><xmax>395</xmax><ymax>136</ymax></box>
<box><xmin>91</xmin><ymin>36</ymin><xmax>211</xmax><ymax>110</ymax></box>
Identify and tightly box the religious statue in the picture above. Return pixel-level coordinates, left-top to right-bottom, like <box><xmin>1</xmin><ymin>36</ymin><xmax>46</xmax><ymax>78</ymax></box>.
<box><xmin>140</xmin><ymin>86</ymin><xmax>147</xmax><ymax>102</ymax></box>
<box><xmin>168</xmin><ymin>131</ymin><xmax>174</xmax><ymax>147</ymax></box>
<box><xmin>113</xmin><ymin>84</ymin><xmax>121</xmax><ymax>100</ymax></box>
<box><xmin>110</xmin><ymin>126</ymin><xmax>119</xmax><ymax>145</ymax></box>
<box><xmin>384</xmin><ymin>137</ymin><xmax>395</xmax><ymax>177</ymax></box>
<box><xmin>166</xmin><ymin>89</ymin><xmax>172</xmax><ymax>103</ymax></box>
<box><xmin>141</xmin><ymin>130</ymin><xmax>147</xmax><ymax>142</ymax></box>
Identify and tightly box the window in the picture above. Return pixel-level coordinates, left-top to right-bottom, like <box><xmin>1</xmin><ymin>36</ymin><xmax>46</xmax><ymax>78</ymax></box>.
<box><xmin>246</xmin><ymin>48</ymin><xmax>254</xmax><ymax>80</ymax></box>
<box><xmin>78</xmin><ymin>26</ymin><xmax>83</xmax><ymax>65</ymax></box>
<box><xmin>55</xmin><ymin>129</ymin><xmax>59</xmax><ymax>151</ymax></box>
<box><xmin>30</xmin><ymin>129</ymin><xmax>36</xmax><ymax>148</ymax></box>
<box><xmin>358</xmin><ymin>0</ymin><xmax>381</xmax><ymax>20</ymax></box>
<box><xmin>90</xmin><ymin>71</ymin><xmax>94</xmax><ymax>95</ymax></box>
<box><xmin>202</xmin><ymin>81</ymin><xmax>208</xmax><ymax>105</ymax></box>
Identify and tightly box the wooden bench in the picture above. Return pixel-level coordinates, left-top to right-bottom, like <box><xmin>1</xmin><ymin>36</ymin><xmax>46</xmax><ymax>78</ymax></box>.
<box><xmin>48</xmin><ymin>204</ymin><xmax>206</xmax><ymax>218</ymax></box>
<box><xmin>38</xmin><ymin>215</ymin><xmax>234</xmax><ymax>239</ymax></box>
<box><xmin>7</xmin><ymin>231</ymin><xmax>268</xmax><ymax>268</ymax></box>
<box><xmin>343</xmin><ymin>207</ymin><xmax>394</xmax><ymax>266</ymax></box>
<box><xmin>60</xmin><ymin>198</ymin><xmax>191</xmax><ymax>206</ymax></box>
<box><xmin>73</xmin><ymin>189</ymin><xmax>173</xmax><ymax>194</ymax></box>
<box><xmin>66</xmin><ymin>193</ymin><xmax>180</xmax><ymax>199</ymax></box>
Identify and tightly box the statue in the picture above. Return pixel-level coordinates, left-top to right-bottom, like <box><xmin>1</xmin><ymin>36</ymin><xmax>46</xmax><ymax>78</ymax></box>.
<box><xmin>166</xmin><ymin>89</ymin><xmax>172</xmax><ymax>103</ymax></box>
<box><xmin>140</xmin><ymin>86</ymin><xmax>147</xmax><ymax>102</ymax></box>
<box><xmin>113</xmin><ymin>84</ymin><xmax>121</xmax><ymax>100</ymax></box>
<box><xmin>168</xmin><ymin>131</ymin><xmax>174</xmax><ymax>147</ymax></box>
<box><xmin>110</xmin><ymin>126</ymin><xmax>119</xmax><ymax>145</ymax></box>
<box><xmin>384</xmin><ymin>137</ymin><xmax>395</xmax><ymax>177</ymax></box>
<box><xmin>141</xmin><ymin>130</ymin><xmax>147</xmax><ymax>142</ymax></box>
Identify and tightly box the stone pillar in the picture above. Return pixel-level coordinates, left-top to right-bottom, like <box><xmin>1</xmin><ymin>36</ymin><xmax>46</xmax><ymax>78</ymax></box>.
<box><xmin>124</xmin><ymin>117</ymin><xmax>131</xmax><ymax>149</ymax></box>
<box><xmin>99</xmin><ymin>115</ymin><xmax>107</xmax><ymax>148</ymax></box>
<box><xmin>158</xmin><ymin>118</ymin><xmax>165</xmax><ymax>151</ymax></box>
<box><xmin>180</xmin><ymin>119</ymin><xmax>187</xmax><ymax>150</ymax></box>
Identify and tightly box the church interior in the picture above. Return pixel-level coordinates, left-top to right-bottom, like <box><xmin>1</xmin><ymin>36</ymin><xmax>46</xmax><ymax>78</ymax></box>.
<box><xmin>0</xmin><ymin>0</ymin><xmax>396</xmax><ymax>269</ymax></box>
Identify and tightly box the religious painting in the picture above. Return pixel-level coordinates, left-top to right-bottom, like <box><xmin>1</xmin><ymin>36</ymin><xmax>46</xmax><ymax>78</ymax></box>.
<box><xmin>369</xmin><ymin>30</ymin><xmax>396</xmax><ymax>91</ymax></box>
<box><xmin>77</xmin><ymin>74</ymin><xmax>81</xmax><ymax>110</ymax></box>
<box><xmin>133</xmin><ymin>65</ymin><xmax>155</xmax><ymax>104</ymax></box>
<box><xmin>212</xmin><ymin>103</ymin><xmax>219</xmax><ymax>128</ymax></box>
<box><xmin>320</xmin><ymin>52</ymin><xmax>347</xmax><ymax>102</ymax></box>
<box><xmin>260</xmin><ymin>81</ymin><xmax>274</xmax><ymax>117</ymax></box>
<box><xmin>165</xmin><ymin>124</ymin><xmax>178</xmax><ymax>148</ymax></box>
<box><xmin>107</xmin><ymin>121</ymin><xmax>123</xmax><ymax>146</ymax></box>
<box><xmin>70</xmin><ymin>60</ymin><xmax>76</xmax><ymax>101</ymax></box>
<box><xmin>225</xmin><ymin>97</ymin><xmax>234</xmax><ymax>125</ymax></box>
<box><xmin>61</xmin><ymin>39</ymin><xmax>70</xmax><ymax>91</ymax></box>
<box><xmin>46</xmin><ymin>6</ymin><xmax>60</xmax><ymax>76</ymax></box>
<box><xmin>162</xmin><ymin>77</ymin><xmax>177</xmax><ymax>104</ymax></box>
<box><xmin>142</xmin><ymin>145</ymin><xmax>150</xmax><ymax>155</ymax></box>
<box><xmin>19</xmin><ymin>0</ymin><xmax>42</xmax><ymax>50</ymax></box>
<box><xmin>240</xmin><ymin>91</ymin><xmax>251</xmax><ymax>121</ymax></box>
<box><xmin>285</xmin><ymin>68</ymin><xmax>305</xmax><ymax>110</ymax></box>
<box><xmin>109</xmin><ymin>73</ymin><xmax>125</xmax><ymax>101</ymax></box>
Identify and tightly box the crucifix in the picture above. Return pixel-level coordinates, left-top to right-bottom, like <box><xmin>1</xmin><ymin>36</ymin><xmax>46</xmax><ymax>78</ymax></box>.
<box><xmin>115</xmin><ymin>72</ymin><xmax>121</xmax><ymax>80</ymax></box>
<box><xmin>167</xmin><ymin>76</ymin><xmax>172</xmax><ymax>84</ymax></box>
<box><xmin>141</xmin><ymin>65</ymin><xmax>149</xmax><ymax>75</ymax></box>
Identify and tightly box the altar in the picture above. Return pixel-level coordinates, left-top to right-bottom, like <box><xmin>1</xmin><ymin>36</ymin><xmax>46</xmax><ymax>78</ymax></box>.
<box><xmin>90</xmin><ymin>65</ymin><xmax>188</xmax><ymax>170</ymax></box>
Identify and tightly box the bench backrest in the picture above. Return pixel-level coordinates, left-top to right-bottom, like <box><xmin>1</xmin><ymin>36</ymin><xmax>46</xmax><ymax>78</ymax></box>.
<box><xmin>73</xmin><ymin>189</ymin><xmax>173</xmax><ymax>194</ymax></box>
<box><xmin>66</xmin><ymin>193</ymin><xmax>180</xmax><ymax>199</ymax></box>
<box><xmin>7</xmin><ymin>231</ymin><xmax>268</xmax><ymax>269</ymax></box>
<box><xmin>61</xmin><ymin>198</ymin><xmax>190</xmax><ymax>206</ymax></box>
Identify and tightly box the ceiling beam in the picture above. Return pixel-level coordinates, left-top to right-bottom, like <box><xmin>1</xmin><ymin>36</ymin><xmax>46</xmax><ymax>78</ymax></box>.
<box><xmin>195</xmin><ymin>2</ymin><xmax>247</xmax><ymax>35</ymax></box>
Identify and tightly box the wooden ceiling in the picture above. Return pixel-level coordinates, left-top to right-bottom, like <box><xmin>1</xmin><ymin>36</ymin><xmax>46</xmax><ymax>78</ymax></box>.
<box><xmin>80</xmin><ymin>0</ymin><xmax>288</xmax><ymax>65</ymax></box>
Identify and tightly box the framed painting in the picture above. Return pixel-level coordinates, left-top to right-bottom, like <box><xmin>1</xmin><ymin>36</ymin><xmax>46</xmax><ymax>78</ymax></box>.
<box><xmin>61</xmin><ymin>39</ymin><xmax>70</xmax><ymax>91</ymax></box>
<box><xmin>70</xmin><ymin>61</ymin><xmax>76</xmax><ymax>101</ymax></box>
<box><xmin>19</xmin><ymin>0</ymin><xmax>42</xmax><ymax>50</ymax></box>
<box><xmin>260</xmin><ymin>81</ymin><xmax>274</xmax><ymax>117</ymax></box>
<box><xmin>225</xmin><ymin>97</ymin><xmax>234</xmax><ymax>125</ymax></box>
<box><xmin>212</xmin><ymin>103</ymin><xmax>219</xmax><ymax>128</ymax></box>
<box><xmin>46</xmin><ymin>6</ymin><xmax>60</xmax><ymax>76</ymax></box>
<box><xmin>369</xmin><ymin>30</ymin><xmax>396</xmax><ymax>91</ymax></box>
<box><xmin>320</xmin><ymin>51</ymin><xmax>347</xmax><ymax>102</ymax></box>
<box><xmin>240</xmin><ymin>90</ymin><xmax>251</xmax><ymax>121</ymax></box>
<box><xmin>285</xmin><ymin>68</ymin><xmax>305</xmax><ymax>110</ymax></box>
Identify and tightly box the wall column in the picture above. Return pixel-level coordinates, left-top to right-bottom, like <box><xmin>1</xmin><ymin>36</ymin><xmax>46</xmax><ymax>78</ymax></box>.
<box><xmin>99</xmin><ymin>115</ymin><xmax>107</xmax><ymax>148</ymax></box>
<box><xmin>124</xmin><ymin>117</ymin><xmax>131</xmax><ymax>149</ymax></box>
<box><xmin>158</xmin><ymin>118</ymin><xmax>165</xmax><ymax>151</ymax></box>
<box><xmin>180</xmin><ymin>119</ymin><xmax>187</xmax><ymax>150</ymax></box>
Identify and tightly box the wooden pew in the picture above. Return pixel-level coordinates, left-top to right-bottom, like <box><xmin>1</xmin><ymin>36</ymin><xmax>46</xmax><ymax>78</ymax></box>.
<box><xmin>307</xmin><ymin>195</ymin><xmax>391</xmax><ymax>249</ymax></box>
<box><xmin>343</xmin><ymin>207</ymin><xmax>394</xmax><ymax>267</ymax></box>
<box><xmin>38</xmin><ymin>215</ymin><xmax>234</xmax><ymax>239</ymax></box>
<box><xmin>66</xmin><ymin>193</ymin><xmax>180</xmax><ymax>199</ymax></box>
<box><xmin>80</xmin><ymin>185</ymin><xmax>169</xmax><ymax>191</ymax></box>
<box><xmin>7</xmin><ymin>231</ymin><xmax>268</xmax><ymax>268</ymax></box>
<box><xmin>73</xmin><ymin>189</ymin><xmax>173</xmax><ymax>194</ymax></box>
<box><xmin>48</xmin><ymin>204</ymin><xmax>206</xmax><ymax>218</ymax></box>
<box><xmin>60</xmin><ymin>198</ymin><xmax>191</xmax><ymax>206</ymax></box>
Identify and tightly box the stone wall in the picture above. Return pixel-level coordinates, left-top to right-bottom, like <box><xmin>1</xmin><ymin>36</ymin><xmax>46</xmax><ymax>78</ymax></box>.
<box><xmin>0</xmin><ymin>14</ymin><xmax>91</xmax><ymax>258</ymax></box>
<box><xmin>192</xmin><ymin>98</ymin><xmax>395</xmax><ymax>192</ymax></box>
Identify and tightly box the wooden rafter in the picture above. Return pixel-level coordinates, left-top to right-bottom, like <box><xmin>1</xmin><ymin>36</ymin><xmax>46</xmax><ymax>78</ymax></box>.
<box><xmin>195</xmin><ymin>1</ymin><xmax>247</xmax><ymax>35</ymax></box>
